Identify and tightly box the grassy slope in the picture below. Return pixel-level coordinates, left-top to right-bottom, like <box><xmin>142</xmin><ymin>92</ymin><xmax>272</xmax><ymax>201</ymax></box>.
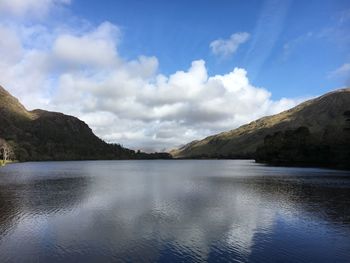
<box><xmin>171</xmin><ymin>88</ymin><xmax>350</xmax><ymax>158</ymax></box>
<box><xmin>0</xmin><ymin>86</ymin><xmax>170</xmax><ymax>161</ymax></box>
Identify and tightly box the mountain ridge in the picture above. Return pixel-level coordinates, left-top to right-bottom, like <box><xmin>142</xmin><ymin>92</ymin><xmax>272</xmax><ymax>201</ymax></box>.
<box><xmin>0</xmin><ymin>85</ymin><xmax>171</xmax><ymax>161</ymax></box>
<box><xmin>170</xmin><ymin>88</ymin><xmax>350</xmax><ymax>159</ymax></box>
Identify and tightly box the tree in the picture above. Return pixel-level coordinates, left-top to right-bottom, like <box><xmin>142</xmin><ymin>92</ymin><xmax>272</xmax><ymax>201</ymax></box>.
<box><xmin>0</xmin><ymin>138</ymin><xmax>13</xmax><ymax>164</ymax></box>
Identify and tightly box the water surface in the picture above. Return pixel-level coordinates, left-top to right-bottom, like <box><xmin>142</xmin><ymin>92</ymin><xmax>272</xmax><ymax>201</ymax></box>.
<box><xmin>0</xmin><ymin>160</ymin><xmax>350</xmax><ymax>262</ymax></box>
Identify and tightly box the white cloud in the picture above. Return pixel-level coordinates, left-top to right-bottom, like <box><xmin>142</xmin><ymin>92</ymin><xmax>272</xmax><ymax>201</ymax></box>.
<box><xmin>210</xmin><ymin>32</ymin><xmax>250</xmax><ymax>58</ymax></box>
<box><xmin>0</xmin><ymin>20</ymin><xmax>301</xmax><ymax>152</ymax></box>
<box><xmin>0</xmin><ymin>25</ymin><xmax>52</xmax><ymax>106</ymax></box>
<box><xmin>52</xmin><ymin>22</ymin><xmax>120</xmax><ymax>68</ymax></box>
<box><xmin>0</xmin><ymin>25</ymin><xmax>23</xmax><ymax>63</ymax></box>
<box><xmin>0</xmin><ymin>0</ymin><xmax>70</xmax><ymax>18</ymax></box>
<box><xmin>329</xmin><ymin>63</ymin><xmax>350</xmax><ymax>79</ymax></box>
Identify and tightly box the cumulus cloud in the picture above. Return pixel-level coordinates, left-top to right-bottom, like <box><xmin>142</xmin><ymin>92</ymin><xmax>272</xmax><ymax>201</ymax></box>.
<box><xmin>0</xmin><ymin>26</ymin><xmax>23</xmax><ymax>63</ymax></box>
<box><xmin>0</xmin><ymin>0</ymin><xmax>70</xmax><ymax>18</ymax></box>
<box><xmin>0</xmin><ymin>20</ymin><xmax>301</xmax><ymax>152</ymax></box>
<box><xmin>52</xmin><ymin>22</ymin><xmax>120</xmax><ymax>69</ymax></box>
<box><xmin>210</xmin><ymin>32</ymin><xmax>250</xmax><ymax>58</ymax></box>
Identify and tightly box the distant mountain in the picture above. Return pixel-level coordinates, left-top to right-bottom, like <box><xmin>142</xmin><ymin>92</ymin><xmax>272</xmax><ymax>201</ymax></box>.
<box><xmin>170</xmin><ymin>88</ymin><xmax>350</xmax><ymax>165</ymax></box>
<box><xmin>0</xmin><ymin>86</ymin><xmax>171</xmax><ymax>161</ymax></box>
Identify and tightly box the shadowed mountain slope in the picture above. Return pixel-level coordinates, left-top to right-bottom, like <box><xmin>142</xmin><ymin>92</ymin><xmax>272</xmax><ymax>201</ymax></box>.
<box><xmin>0</xmin><ymin>86</ymin><xmax>170</xmax><ymax>161</ymax></box>
<box><xmin>171</xmin><ymin>88</ymin><xmax>350</xmax><ymax>160</ymax></box>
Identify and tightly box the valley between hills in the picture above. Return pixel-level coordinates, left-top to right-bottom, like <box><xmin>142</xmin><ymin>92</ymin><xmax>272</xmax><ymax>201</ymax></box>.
<box><xmin>1</xmin><ymin>85</ymin><xmax>350</xmax><ymax>168</ymax></box>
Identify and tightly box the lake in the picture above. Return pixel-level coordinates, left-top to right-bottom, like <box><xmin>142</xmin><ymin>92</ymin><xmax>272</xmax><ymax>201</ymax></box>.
<box><xmin>0</xmin><ymin>160</ymin><xmax>350</xmax><ymax>262</ymax></box>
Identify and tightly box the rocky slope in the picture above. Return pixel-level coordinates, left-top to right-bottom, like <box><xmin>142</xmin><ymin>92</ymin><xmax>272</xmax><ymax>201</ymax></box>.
<box><xmin>171</xmin><ymin>88</ymin><xmax>350</xmax><ymax>160</ymax></box>
<box><xmin>0</xmin><ymin>86</ymin><xmax>171</xmax><ymax>161</ymax></box>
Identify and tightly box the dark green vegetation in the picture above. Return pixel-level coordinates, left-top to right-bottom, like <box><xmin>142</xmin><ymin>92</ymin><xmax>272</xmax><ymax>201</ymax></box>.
<box><xmin>256</xmin><ymin>126</ymin><xmax>350</xmax><ymax>169</ymax></box>
<box><xmin>0</xmin><ymin>86</ymin><xmax>171</xmax><ymax>161</ymax></box>
<box><xmin>171</xmin><ymin>88</ymin><xmax>350</xmax><ymax>168</ymax></box>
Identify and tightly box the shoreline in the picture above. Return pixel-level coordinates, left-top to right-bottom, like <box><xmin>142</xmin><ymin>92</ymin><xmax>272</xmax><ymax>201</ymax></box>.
<box><xmin>1</xmin><ymin>158</ymin><xmax>349</xmax><ymax>172</ymax></box>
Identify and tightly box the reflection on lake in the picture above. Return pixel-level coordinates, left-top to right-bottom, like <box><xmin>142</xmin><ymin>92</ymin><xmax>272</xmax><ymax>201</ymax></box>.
<box><xmin>0</xmin><ymin>160</ymin><xmax>350</xmax><ymax>262</ymax></box>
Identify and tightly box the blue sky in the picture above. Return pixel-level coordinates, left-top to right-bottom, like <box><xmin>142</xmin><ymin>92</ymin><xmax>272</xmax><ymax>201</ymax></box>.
<box><xmin>0</xmin><ymin>0</ymin><xmax>349</xmax><ymax>150</ymax></box>
<box><xmin>69</xmin><ymin>0</ymin><xmax>350</xmax><ymax>98</ymax></box>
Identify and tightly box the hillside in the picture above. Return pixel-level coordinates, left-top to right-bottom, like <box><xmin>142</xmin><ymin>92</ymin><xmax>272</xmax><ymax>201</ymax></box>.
<box><xmin>0</xmin><ymin>86</ymin><xmax>171</xmax><ymax>161</ymax></box>
<box><xmin>255</xmin><ymin>125</ymin><xmax>350</xmax><ymax>168</ymax></box>
<box><xmin>171</xmin><ymin>88</ymin><xmax>350</xmax><ymax>160</ymax></box>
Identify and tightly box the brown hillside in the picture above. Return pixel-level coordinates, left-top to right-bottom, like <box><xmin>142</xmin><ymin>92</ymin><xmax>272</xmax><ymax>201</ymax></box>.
<box><xmin>171</xmin><ymin>88</ymin><xmax>350</xmax><ymax>158</ymax></box>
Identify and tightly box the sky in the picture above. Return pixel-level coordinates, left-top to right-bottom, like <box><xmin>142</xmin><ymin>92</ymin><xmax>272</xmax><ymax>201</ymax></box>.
<box><xmin>0</xmin><ymin>0</ymin><xmax>349</xmax><ymax>151</ymax></box>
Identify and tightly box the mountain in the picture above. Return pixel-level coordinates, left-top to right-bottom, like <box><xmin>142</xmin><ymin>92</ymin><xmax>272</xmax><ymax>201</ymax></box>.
<box><xmin>0</xmin><ymin>85</ymin><xmax>171</xmax><ymax>161</ymax></box>
<box><xmin>255</xmin><ymin>125</ymin><xmax>350</xmax><ymax>168</ymax></box>
<box><xmin>170</xmin><ymin>88</ymin><xmax>350</xmax><ymax>163</ymax></box>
